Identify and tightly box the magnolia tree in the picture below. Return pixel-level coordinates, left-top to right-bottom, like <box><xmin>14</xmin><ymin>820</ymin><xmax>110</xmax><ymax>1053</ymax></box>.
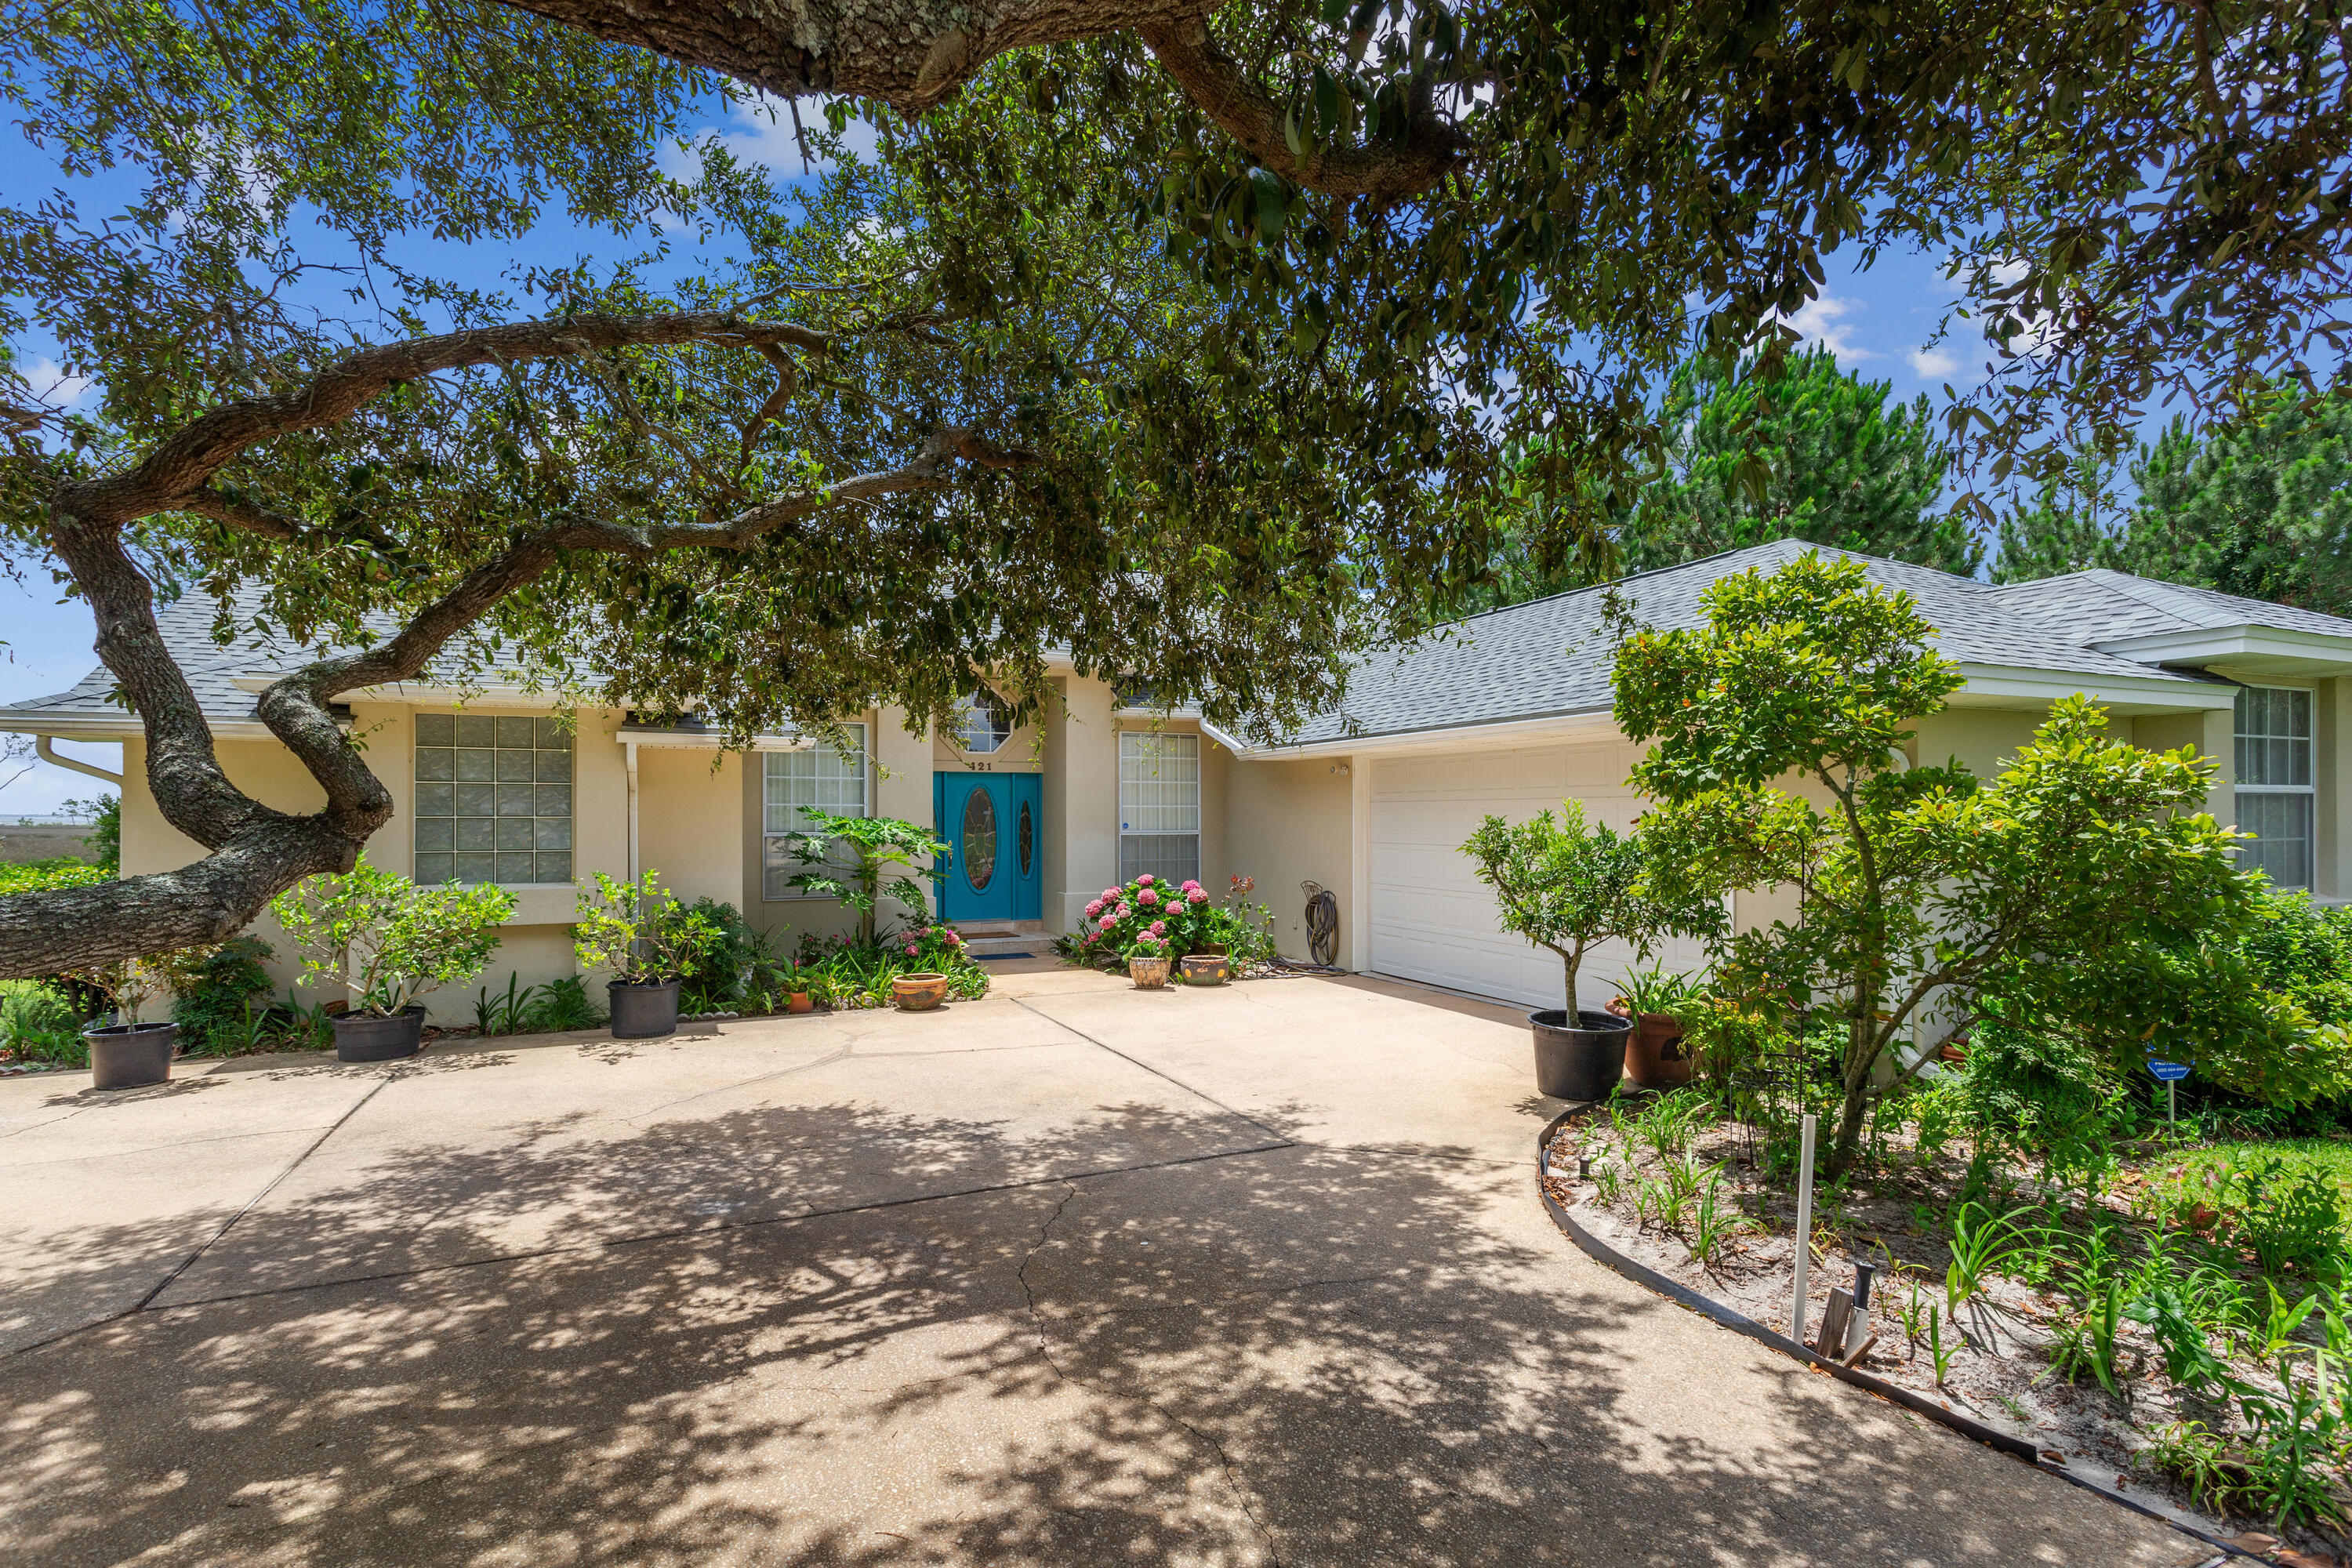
<box><xmin>1459</xmin><ymin>801</ymin><xmax>1720</xmax><ymax>1017</ymax></box>
<box><xmin>1615</xmin><ymin>554</ymin><xmax>2256</xmax><ymax>1174</ymax></box>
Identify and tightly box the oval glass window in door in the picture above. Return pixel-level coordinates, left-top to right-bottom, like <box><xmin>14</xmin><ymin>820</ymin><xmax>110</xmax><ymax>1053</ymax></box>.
<box><xmin>963</xmin><ymin>789</ymin><xmax>997</xmax><ymax>892</ymax></box>
<box><xmin>1017</xmin><ymin>800</ymin><xmax>1034</xmax><ymax>877</ymax></box>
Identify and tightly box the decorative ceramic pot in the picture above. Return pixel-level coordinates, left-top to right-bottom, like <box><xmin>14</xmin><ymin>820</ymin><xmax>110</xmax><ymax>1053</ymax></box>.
<box><xmin>331</xmin><ymin>1007</ymin><xmax>426</xmax><ymax>1063</ymax></box>
<box><xmin>891</xmin><ymin>972</ymin><xmax>950</xmax><ymax>1011</ymax></box>
<box><xmin>1624</xmin><ymin>1011</ymin><xmax>1693</xmax><ymax>1089</ymax></box>
<box><xmin>608</xmin><ymin>978</ymin><xmax>681</xmax><ymax>1039</ymax></box>
<box><xmin>1179</xmin><ymin>953</ymin><xmax>1229</xmax><ymax>986</ymax></box>
<box><xmin>786</xmin><ymin>991</ymin><xmax>815</xmax><ymax>1014</ymax></box>
<box><xmin>85</xmin><ymin>1022</ymin><xmax>176</xmax><ymax>1090</ymax></box>
<box><xmin>1527</xmin><ymin>1009</ymin><xmax>1632</xmax><ymax>1101</ymax></box>
<box><xmin>1128</xmin><ymin>956</ymin><xmax>1171</xmax><ymax>989</ymax></box>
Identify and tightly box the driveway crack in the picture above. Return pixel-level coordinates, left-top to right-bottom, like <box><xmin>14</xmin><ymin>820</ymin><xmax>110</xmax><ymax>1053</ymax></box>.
<box><xmin>1015</xmin><ymin>1179</ymin><xmax>1286</xmax><ymax>1568</ymax></box>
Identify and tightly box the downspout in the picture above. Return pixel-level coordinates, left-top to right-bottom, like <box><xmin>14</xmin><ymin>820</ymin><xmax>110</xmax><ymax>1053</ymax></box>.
<box><xmin>624</xmin><ymin>739</ymin><xmax>640</xmax><ymax>885</ymax></box>
<box><xmin>37</xmin><ymin>735</ymin><xmax>123</xmax><ymax>786</ymax></box>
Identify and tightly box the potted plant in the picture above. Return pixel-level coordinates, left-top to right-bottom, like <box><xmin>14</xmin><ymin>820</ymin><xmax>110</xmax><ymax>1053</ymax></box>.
<box><xmin>573</xmin><ymin>870</ymin><xmax>720</xmax><ymax>1038</ymax></box>
<box><xmin>271</xmin><ymin>857</ymin><xmax>515</xmax><ymax>1062</ymax></box>
<box><xmin>777</xmin><ymin>964</ymin><xmax>817</xmax><ymax>1014</ymax></box>
<box><xmin>1127</xmin><ymin>930</ymin><xmax>1173</xmax><ymax>989</ymax></box>
<box><xmin>1461</xmin><ymin>803</ymin><xmax>1720</xmax><ymax>1101</ymax></box>
<box><xmin>74</xmin><ymin>953</ymin><xmax>177</xmax><ymax>1089</ymax></box>
<box><xmin>891</xmin><ymin>970</ymin><xmax>950</xmax><ymax>1011</ymax></box>
<box><xmin>1611</xmin><ymin>965</ymin><xmax>1698</xmax><ymax>1088</ymax></box>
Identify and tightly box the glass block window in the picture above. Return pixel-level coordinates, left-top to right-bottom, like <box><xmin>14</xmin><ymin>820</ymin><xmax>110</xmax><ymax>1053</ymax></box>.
<box><xmin>2235</xmin><ymin>686</ymin><xmax>2316</xmax><ymax>890</ymax></box>
<box><xmin>412</xmin><ymin>713</ymin><xmax>573</xmax><ymax>886</ymax></box>
<box><xmin>1119</xmin><ymin>731</ymin><xmax>1200</xmax><ymax>885</ymax></box>
<box><xmin>763</xmin><ymin>724</ymin><xmax>869</xmax><ymax>900</ymax></box>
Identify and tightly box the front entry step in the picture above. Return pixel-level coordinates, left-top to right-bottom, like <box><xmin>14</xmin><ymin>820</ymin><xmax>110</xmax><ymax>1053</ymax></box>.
<box><xmin>955</xmin><ymin>922</ymin><xmax>1047</xmax><ymax>957</ymax></box>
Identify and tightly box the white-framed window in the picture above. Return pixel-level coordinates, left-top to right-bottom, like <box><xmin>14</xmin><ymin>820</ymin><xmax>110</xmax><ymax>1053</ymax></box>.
<box><xmin>1119</xmin><ymin>730</ymin><xmax>1200</xmax><ymax>884</ymax></box>
<box><xmin>763</xmin><ymin>724</ymin><xmax>869</xmax><ymax>900</ymax></box>
<box><xmin>412</xmin><ymin>713</ymin><xmax>573</xmax><ymax>886</ymax></box>
<box><xmin>2236</xmin><ymin>685</ymin><xmax>2315</xmax><ymax>890</ymax></box>
<box><xmin>953</xmin><ymin>691</ymin><xmax>1012</xmax><ymax>754</ymax></box>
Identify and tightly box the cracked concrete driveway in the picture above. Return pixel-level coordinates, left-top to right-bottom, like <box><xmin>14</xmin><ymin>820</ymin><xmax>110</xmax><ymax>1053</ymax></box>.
<box><xmin>2</xmin><ymin>964</ymin><xmax>2213</xmax><ymax>1566</ymax></box>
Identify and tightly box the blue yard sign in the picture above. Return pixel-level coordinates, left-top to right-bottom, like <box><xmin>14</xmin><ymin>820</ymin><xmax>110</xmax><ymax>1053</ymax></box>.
<box><xmin>2147</xmin><ymin>1059</ymin><xmax>2191</xmax><ymax>1082</ymax></box>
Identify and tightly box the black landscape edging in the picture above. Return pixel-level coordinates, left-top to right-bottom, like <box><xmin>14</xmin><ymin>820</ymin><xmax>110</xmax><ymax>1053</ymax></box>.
<box><xmin>1534</xmin><ymin>1108</ymin><xmax>2256</xmax><ymax>1566</ymax></box>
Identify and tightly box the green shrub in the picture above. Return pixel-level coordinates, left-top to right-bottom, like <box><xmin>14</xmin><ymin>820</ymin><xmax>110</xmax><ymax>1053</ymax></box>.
<box><xmin>678</xmin><ymin>898</ymin><xmax>759</xmax><ymax>1014</ymax></box>
<box><xmin>0</xmin><ymin>979</ymin><xmax>86</xmax><ymax>1065</ymax></box>
<box><xmin>169</xmin><ymin>937</ymin><xmax>275</xmax><ymax>1054</ymax></box>
<box><xmin>60</xmin><ymin>793</ymin><xmax>118</xmax><ymax>874</ymax></box>
<box><xmin>0</xmin><ymin>857</ymin><xmax>109</xmax><ymax>898</ymax></box>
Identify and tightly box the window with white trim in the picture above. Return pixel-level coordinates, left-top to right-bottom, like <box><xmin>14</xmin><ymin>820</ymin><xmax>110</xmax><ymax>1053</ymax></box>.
<box><xmin>763</xmin><ymin>725</ymin><xmax>869</xmax><ymax>900</ymax></box>
<box><xmin>412</xmin><ymin>713</ymin><xmax>572</xmax><ymax>886</ymax></box>
<box><xmin>2235</xmin><ymin>685</ymin><xmax>2315</xmax><ymax>890</ymax></box>
<box><xmin>1119</xmin><ymin>731</ymin><xmax>1200</xmax><ymax>885</ymax></box>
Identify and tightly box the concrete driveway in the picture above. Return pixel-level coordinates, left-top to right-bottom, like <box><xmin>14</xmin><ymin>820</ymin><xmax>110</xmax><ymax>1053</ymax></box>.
<box><xmin>1</xmin><ymin>964</ymin><xmax>2209</xmax><ymax>1567</ymax></box>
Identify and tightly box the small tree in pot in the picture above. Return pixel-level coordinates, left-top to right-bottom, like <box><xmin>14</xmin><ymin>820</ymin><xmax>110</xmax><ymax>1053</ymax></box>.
<box><xmin>573</xmin><ymin>870</ymin><xmax>720</xmax><ymax>1039</ymax></box>
<box><xmin>272</xmin><ymin>857</ymin><xmax>515</xmax><ymax>1062</ymax></box>
<box><xmin>1461</xmin><ymin>802</ymin><xmax>1720</xmax><ymax>1101</ymax></box>
<box><xmin>72</xmin><ymin>952</ymin><xmax>179</xmax><ymax>1089</ymax></box>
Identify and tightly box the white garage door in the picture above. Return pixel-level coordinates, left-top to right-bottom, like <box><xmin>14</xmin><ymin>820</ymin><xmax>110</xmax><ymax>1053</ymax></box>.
<box><xmin>1367</xmin><ymin>743</ymin><xmax>1711</xmax><ymax>1012</ymax></box>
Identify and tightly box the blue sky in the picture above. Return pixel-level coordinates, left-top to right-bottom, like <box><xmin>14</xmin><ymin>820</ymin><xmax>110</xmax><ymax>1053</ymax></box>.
<box><xmin>0</xmin><ymin>92</ymin><xmax>2008</xmax><ymax>817</ymax></box>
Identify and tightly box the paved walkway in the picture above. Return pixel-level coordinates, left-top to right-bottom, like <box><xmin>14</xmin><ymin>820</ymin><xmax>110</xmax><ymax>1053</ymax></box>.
<box><xmin>1</xmin><ymin>965</ymin><xmax>2207</xmax><ymax>1566</ymax></box>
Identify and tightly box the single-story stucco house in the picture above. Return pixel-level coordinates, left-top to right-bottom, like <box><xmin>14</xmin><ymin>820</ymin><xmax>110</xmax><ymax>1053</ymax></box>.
<box><xmin>8</xmin><ymin>537</ymin><xmax>2352</xmax><ymax>1022</ymax></box>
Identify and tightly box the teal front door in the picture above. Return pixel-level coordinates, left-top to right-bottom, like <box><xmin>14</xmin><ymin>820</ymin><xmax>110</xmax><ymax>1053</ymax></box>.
<box><xmin>935</xmin><ymin>773</ymin><xmax>1041</xmax><ymax>923</ymax></box>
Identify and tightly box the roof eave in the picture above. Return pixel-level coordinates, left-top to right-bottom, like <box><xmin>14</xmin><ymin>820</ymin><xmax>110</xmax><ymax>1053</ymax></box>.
<box><xmin>2089</xmin><ymin>626</ymin><xmax>2352</xmax><ymax>678</ymax></box>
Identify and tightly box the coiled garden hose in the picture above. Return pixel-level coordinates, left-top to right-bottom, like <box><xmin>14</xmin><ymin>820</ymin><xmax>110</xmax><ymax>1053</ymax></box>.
<box><xmin>1301</xmin><ymin>881</ymin><xmax>1341</xmax><ymax>968</ymax></box>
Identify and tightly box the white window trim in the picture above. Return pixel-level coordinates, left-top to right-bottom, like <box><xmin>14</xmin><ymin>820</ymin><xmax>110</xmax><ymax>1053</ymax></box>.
<box><xmin>762</xmin><ymin>724</ymin><xmax>872</xmax><ymax>902</ymax></box>
<box><xmin>2234</xmin><ymin>684</ymin><xmax>2318</xmax><ymax>891</ymax></box>
<box><xmin>1117</xmin><ymin>730</ymin><xmax>1202</xmax><ymax>884</ymax></box>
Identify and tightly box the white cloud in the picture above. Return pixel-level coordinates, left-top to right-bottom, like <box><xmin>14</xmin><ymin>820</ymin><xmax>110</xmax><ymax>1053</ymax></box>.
<box><xmin>9</xmin><ymin>354</ymin><xmax>92</xmax><ymax>410</ymax></box>
<box><xmin>1909</xmin><ymin>345</ymin><xmax>1964</xmax><ymax>380</ymax></box>
<box><xmin>665</xmin><ymin>94</ymin><xmax>884</xmax><ymax>183</ymax></box>
<box><xmin>1777</xmin><ymin>292</ymin><xmax>1876</xmax><ymax>361</ymax></box>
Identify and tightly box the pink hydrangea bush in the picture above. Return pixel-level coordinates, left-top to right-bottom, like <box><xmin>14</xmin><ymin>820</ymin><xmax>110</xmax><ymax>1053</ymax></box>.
<box><xmin>1049</xmin><ymin>871</ymin><xmax>1279</xmax><ymax>971</ymax></box>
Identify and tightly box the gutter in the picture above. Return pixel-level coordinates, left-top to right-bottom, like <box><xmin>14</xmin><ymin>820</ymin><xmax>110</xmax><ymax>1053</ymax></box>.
<box><xmin>35</xmin><ymin>736</ymin><xmax>123</xmax><ymax>786</ymax></box>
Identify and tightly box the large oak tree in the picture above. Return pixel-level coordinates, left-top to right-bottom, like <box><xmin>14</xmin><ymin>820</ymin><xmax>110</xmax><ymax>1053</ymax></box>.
<box><xmin>2</xmin><ymin>0</ymin><xmax>2349</xmax><ymax>970</ymax></box>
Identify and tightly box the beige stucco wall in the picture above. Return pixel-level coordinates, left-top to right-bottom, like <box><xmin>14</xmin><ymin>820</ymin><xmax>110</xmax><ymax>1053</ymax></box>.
<box><xmin>1912</xmin><ymin>707</ymin><xmax>2046</xmax><ymax>778</ymax></box>
<box><xmin>635</xmin><ymin>748</ymin><xmax>741</xmax><ymax>910</ymax></box>
<box><xmin>1044</xmin><ymin>677</ymin><xmax>1120</xmax><ymax>932</ymax></box>
<box><xmin>1225</xmin><ymin>756</ymin><xmax>1355</xmax><ymax>967</ymax></box>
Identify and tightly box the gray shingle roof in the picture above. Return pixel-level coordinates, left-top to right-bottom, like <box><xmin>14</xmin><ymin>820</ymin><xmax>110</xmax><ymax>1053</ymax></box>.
<box><xmin>1279</xmin><ymin>539</ymin><xmax>2316</xmax><ymax>747</ymax></box>
<box><xmin>1989</xmin><ymin>568</ymin><xmax>2352</xmax><ymax>643</ymax></box>
<box><xmin>3</xmin><ymin>587</ymin><xmax>469</xmax><ymax>728</ymax></box>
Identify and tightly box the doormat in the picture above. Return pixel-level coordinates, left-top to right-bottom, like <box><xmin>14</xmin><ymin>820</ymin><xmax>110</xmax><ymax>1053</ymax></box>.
<box><xmin>975</xmin><ymin>951</ymin><xmax>1035</xmax><ymax>960</ymax></box>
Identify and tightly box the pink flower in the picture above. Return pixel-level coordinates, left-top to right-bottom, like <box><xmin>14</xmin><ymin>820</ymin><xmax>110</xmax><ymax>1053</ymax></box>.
<box><xmin>1186</xmin><ymin>887</ymin><xmax>1208</xmax><ymax>904</ymax></box>
<box><xmin>1137</xmin><ymin>874</ymin><xmax>1155</xmax><ymax>887</ymax></box>
<box><xmin>943</xmin><ymin>931</ymin><xmax>961</xmax><ymax>946</ymax></box>
<box><xmin>905</xmin><ymin>943</ymin><xmax>918</xmax><ymax>955</ymax></box>
<box><xmin>1100</xmin><ymin>915</ymin><xmax>1119</xmax><ymax>931</ymax></box>
<box><xmin>1085</xmin><ymin>899</ymin><xmax>1104</xmax><ymax>917</ymax></box>
<box><xmin>1138</xmin><ymin>889</ymin><xmax>1159</xmax><ymax>907</ymax></box>
<box><xmin>1150</xmin><ymin>920</ymin><xmax>1167</xmax><ymax>936</ymax></box>
<box><xmin>1181</xmin><ymin>880</ymin><xmax>1202</xmax><ymax>894</ymax></box>
<box><xmin>1102</xmin><ymin>887</ymin><xmax>1120</xmax><ymax>902</ymax></box>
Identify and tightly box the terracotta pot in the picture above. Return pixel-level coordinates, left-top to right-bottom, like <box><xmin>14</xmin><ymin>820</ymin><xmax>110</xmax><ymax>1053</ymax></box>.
<box><xmin>891</xmin><ymin>972</ymin><xmax>950</xmax><ymax>1011</ymax></box>
<box><xmin>1179</xmin><ymin>953</ymin><xmax>1229</xmax><ymax>986</ymax></box>
<box><xmin>86</xmin><ymin>1022</ymin><xmax>176</xmax><ymax>1090</ymax></box>
<box><xmin>1623</xmin><ymin>1012</ymin><xmax>1693</xmax><ymax>1089</ymax></box>
<box><xmin>786</xmin><ymin>992</ymin><xmax>815</xmax><ymax>1014</ymax></box>
<box><xmin>1129</xmin><ymin>956</ymin><xmax>1171</xmax><ymax>989</ymax></box>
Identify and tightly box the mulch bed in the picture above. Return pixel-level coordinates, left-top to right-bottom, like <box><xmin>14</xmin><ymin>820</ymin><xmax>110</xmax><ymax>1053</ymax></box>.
<box><xmin>1538</xmin><ymin>1107</ymin><xmax>2350</xmax><ymax>1566</ymax></box>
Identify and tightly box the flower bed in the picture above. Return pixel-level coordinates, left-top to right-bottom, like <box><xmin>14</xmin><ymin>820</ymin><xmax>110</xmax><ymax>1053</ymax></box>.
<box><xmin>1541</xmin><ymin>1091</ymin><xmax>2352</xmax><ymax>1562</ymax></box>
<box><xmin>1054</xmin><ymin>873</ymin><xmax>1276</xmax><ymax>970</ymax></box>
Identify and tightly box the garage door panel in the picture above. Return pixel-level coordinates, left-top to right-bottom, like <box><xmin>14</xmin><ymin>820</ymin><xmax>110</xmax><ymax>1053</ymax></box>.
<box><xmin>1370</xmin><ymin>743</ymin><xmax>1704</xmax><ymax>1011</ymax></box>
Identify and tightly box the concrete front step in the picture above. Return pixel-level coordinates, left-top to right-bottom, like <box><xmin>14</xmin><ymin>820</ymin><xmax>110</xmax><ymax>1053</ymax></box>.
<box><xmin>956</xmin><ymin>925</ymin><xmax>1048</xmax><ymax>956</ymax></box>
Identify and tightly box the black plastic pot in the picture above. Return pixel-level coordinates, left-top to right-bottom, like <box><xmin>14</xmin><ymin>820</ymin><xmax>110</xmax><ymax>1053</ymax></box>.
<box><xmin>333</xmin><ymin>1007</ymin><xmax>425</xmax><ymax>1062</ymax></box>
<box><xmin>1528</xmin><ymin>1009</ymin><xmax>1632</xmax><ymax>1101</ymax></box>
<box><xmin>608</xmin><ymin>978</ymin><xmax>681</xmax><ymax>1040</ymax></box>
<box><xmin>86</xmin><ymin>1022</ymin><xmax>176</xmax><ymax>1090</ymax></box>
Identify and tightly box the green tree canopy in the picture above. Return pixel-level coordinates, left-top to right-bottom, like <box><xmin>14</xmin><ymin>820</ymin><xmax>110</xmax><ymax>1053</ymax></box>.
<box><xmin>1617</xmin><ymin>350</ymin><xmax>1974</xmax><ymax>578</ymax></box>
<box><xmin>1617</xmin><ymin>554</ymin><xmax>2254</xmax><ymax>1174</ymax></box>
<box><xmin>1993</xmin><ymin>383</ymin><xmax>2352</xmax><ymax>616</ymax></box>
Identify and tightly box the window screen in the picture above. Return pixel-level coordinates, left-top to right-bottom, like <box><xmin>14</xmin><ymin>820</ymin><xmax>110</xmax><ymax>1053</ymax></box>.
<box><xmin>413</xmin><ymin>713</ymin><xmax>573</xmax><ymax>885</ymax></box>
<box><xmin>1119</xmin><ymin>731</ymin><xmax>1200</xmax><ymax>885</ymax></box>
<box><xmin>763</xmin><ymin>726</ymin><xmax>869</xmax><ymax>899</ymax></box>
<box><xmin>2235</xmin><ymin>686</ymin><xmax>2316</xmax><ymax>889</ymax></box>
